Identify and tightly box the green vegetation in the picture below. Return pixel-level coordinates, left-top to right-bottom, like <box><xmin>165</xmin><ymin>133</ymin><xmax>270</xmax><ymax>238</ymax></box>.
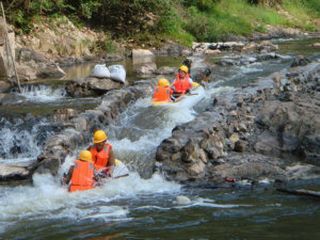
<box><xmin>2</xmin><ymin>0</ymin><xmax>320</xmax><ymax>46</ymax></box>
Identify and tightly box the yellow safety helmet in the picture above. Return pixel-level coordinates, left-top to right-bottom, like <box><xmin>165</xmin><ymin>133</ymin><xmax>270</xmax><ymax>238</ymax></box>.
<box><xmin>93</xmin><ymin>129</ymin><xmax>107</xmax><ymax>144</ymax></box>
<box><xmin>179</xmin><ymin>65</ymin><xmax>189</xmax><ymax>73</ymax></box>
<box><xmin>79</xmin><ymin>150</ymin><xmax>92</xmax><ymax>162</ymax></box>
<box><xmin>158</xmin><ymin>78</ymin><xmax>170</xmax><ymax>87</ymax></box>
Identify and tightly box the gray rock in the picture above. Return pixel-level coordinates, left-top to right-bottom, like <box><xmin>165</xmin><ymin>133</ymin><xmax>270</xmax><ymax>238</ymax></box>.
<box><xmin>291</xmin><ymin>55</ymin><xmax>311</xmax><ymax>67</ymax></box>
<box><xmin>53</xmin><ymin>108</ymin><xmax>78</xmax><ymax>122</ymax></box>
<box><xmin>65</xmin><ymin>77</ymin><xmax>123</xmax><ymax>97</ymax></box>
<box><xmin>132</xmin><ymin>49</ymin><xmax>154</xmax><ymax>65</ymax></box>
<box><xmin>155</xmin><ymin>66</ymin><xmax>176</xmax><ymax>75</ymax></box>
<box><xmin>0</xmin><ymin>80</ymin><xmax>11</xmax><ymax>93</ymax></box>
<box><xmin>134</xmin><ymin>62</ymin><xmax>157</xmax><ymax>76</ymax></box>
<box><xmin>175</xmin><ymin>195</ymin><xmax>191</xmax><ymax>205</ymax></box>
<box><xmin>37</xmin><ymin>64</ymin><xmax>66</xmax><ymax>79</ymax></box>
<box><xmin>16</xmin><ymin>48</ymin><xmax>47</xmax><ymax>63</ymax></box>
<box><xmin>17</xmin><ymin>64</ymin><xmax>38</xmax><ymax>81</ymax></box>
<box><xmin>0</xmin><ymin>164</ymin><xmax>31</xmax><ymax>181</ymax></box>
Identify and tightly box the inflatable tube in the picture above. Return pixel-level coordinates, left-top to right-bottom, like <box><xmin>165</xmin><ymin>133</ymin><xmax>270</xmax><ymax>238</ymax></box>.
<box><xmin>91</xmin><ymin>64</ymin><xmax>111</xmax><ymax>78</ymax></box>
<box><xmin>112</xmin><ymin>159</ymin><xmax>129</xmax><ymax>178</ymax></box>
<box><xmin>152</xmin><ymin>85</ymin><xmax>205</xmax><ymax>108</ymax></box>
<box><xmin>109</xmin><ymin>65</ymin><xmax>126</xmax><ymax>83</ymax></box>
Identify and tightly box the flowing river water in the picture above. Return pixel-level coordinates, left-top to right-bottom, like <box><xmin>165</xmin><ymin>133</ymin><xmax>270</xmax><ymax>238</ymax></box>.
<box><xmin>0</xmin><ymin>38</ymin><xmax>320</xmax><ymax>239</ymax></box>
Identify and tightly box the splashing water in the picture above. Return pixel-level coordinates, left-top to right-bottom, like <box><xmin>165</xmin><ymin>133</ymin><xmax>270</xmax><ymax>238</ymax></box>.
<box><xmin>18</xmin><ymin>85</ymin><xmax>67</xmax><ymax>102</ymax></box>
<box><xmin>0</xmin><ymin>117</ymin><xmax>55</xmax><ymax>164</ymax></box>
<box><xmin>107</xmin><ymin>94</ymin><xmax>203</xmax><ymax>175</ymax></box>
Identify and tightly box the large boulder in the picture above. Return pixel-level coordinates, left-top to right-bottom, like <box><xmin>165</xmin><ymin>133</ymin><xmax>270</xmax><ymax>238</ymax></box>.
<box><xmin>208</xmin><ymin>153</ymin><xmax>285</xmax><ymax>184</ymax></box>
<box><xmin>37</xmin><ymin>64</ymin><xmax>66</xmax><ymax>79</ymax></box>
<box><xmin>156</xmin><ymin>111</ymin><xmax>226</xmax><ymax>182</ymax></box>
<box><xmin>16</xmin><ymin>63</ymin><xmax>38</xmax><ymax>81</ymax></box>
<box><xmin>16</xmin><ymin>48</ymin><xmax>47</xmax><ymax>63</ymax></box>
<box><xmin>65</xmin><ymin>77</ymin><xmax>124</xmax><ymax>97</ymax></box>
<box><xmin>0</xmin><ymin>163</ymin><xmax>31</xmax><ymax>181</ymax></box>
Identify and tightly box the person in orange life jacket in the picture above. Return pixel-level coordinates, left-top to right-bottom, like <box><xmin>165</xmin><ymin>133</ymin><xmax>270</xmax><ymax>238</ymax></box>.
<box><xmin>87</xmin><ymin>129</ymin><xmax>115</xmax><ymax>177</ymax></box>
<box><xmin>64</xmin><ymin>150</ymin><xmax>97</xmax><ymax>192</ymax></box>
<box><xmin>152</xmin><ymin>78</ymin><xmax>174</xmax><ymax>102</ymax></box>
<box><xmin>171</xmin><ymin>65</ymin><xmax>193</xmax><ymax>97</ymax></box>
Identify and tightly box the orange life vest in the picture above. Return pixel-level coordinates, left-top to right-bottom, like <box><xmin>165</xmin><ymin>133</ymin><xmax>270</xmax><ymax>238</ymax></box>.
<box><xmin>152</xmin><ymin>86</ymin><xmax>172</xmax><ymax>102</ymax></box>
<box><xmin>173</xmin><ymin>74</ymin><xmax>192</xmax><ymax>94</ymax></box>
<box><xmin>69</xmin><ymin>160</ymin><xmax>95</xmax><ymax>192</ymax></box>
<box><xmin>89</xmin><ymin>144</ymin><xmax>112</xmax><ymax>170</ymax></box>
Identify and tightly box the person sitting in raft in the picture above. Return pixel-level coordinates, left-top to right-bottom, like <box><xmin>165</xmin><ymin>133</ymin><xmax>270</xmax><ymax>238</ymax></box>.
<box><xmin>171</xmin><ymin>65</ymin><xmax>193</xmax><ymax>97</ymax></box>
<box><xmin>152</xmin><ymin>78</ymin><xmax>174</xmax><ymax>102</ymax></box>
<box><xmin>65</xmin><ymin>150</ymin><xmax>97</xmax><ymax>192</ymax></box>
<box><xmin>87</xmin><ymin>129</ymin><xmax>115</xmax><ymax>177</ymax></box>
<box><xmin>182</xmin><ymin>58</ymin><xmax>192</xmax><ymax>75</ymax></box>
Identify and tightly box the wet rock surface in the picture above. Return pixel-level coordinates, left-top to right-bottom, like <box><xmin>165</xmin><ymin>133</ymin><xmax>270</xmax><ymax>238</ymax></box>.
<box><xmin>0</xmin><ymin>164</ymin><xmax>31</xmax><ymax>181</ymax></box>
<box><xmin>65</xmin><ymin>77</ymin><xmax>125</xmax><ymax>97</ymax></box>
<box><xmin>156</xmin><ymin>62</ymin><xmax>320</xmax><ymax>184</ymax></box>
<box><xmin>193</xmin><ymin>40</ymin><xmax>278</xmax><ymax>55</ymax></box>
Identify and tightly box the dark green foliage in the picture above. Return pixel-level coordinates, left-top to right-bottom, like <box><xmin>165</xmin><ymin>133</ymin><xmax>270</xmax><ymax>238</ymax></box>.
<box><xmin>1</xmin><ymin>0</ymin><xmax>319</xmax><ymax>43</ymax></box>
<box><xmin>182</xmin><ymin>0</ymin><xmax>220</xmax><ymax>11</ymax></box>
<box><xmin>247</xmin><ymin>0</ymin><xmax>282</xmax><ymax>6</ymax></box>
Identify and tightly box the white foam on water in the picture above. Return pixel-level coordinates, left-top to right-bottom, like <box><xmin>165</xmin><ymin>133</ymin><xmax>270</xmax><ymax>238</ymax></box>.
<box><xmin>0</xmin><ymin>169</ymin><xmax>181</xmax><ymax>233</ymax></box>
<box><xmin>135</xmin><ymin>197</ymin><xmax>251</xmax><ymax>211</ymax></box>
<box><xmin>207</xmin><ymin>86</ymin><xmax>235</xmax><ymax>96</ymax></box>
<box><xmin>0</xmin><ymin>118</ymin><xmax>51</xmax><ymax>162</ymax></box>
<box><xmin>111</xmin><ymin>95</ymin><xmax>199</xmax><ymax>154</ymax></box>
<box><xmin>19</xmin><ymin>85</ymin><xmax>66</xmax><ymax>102</ymax></box>
<box><xmin>240</xmin><ymin>66</ymin><xmax>263</xmax><ymax>74</ymax></box>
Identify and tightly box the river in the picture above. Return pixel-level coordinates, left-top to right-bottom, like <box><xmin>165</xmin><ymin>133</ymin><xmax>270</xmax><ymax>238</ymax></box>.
<box><xmin>0</xmin><ymin>38</ymin><xmax>320</xmax><ymax>239</ymax></box>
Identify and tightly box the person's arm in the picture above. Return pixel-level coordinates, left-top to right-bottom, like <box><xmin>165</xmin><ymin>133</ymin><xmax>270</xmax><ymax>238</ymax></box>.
<box><xmin>107</xmin><ymin>148</ymin><xmax>115</xmax><ymax>166</ymax></box>
<box><xmin>63</xmin><ymin>166</ymin><xmax>74</xmax><ymax>185</ymax></box>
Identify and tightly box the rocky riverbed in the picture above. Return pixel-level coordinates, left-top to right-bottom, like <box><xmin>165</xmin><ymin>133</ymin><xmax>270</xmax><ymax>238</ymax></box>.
<box><xmin>156</xmin><ymin>58</ymin><xmax>320</xmax><ymax>185</ymax></box>
<box><xmin>1</xmin><ymin>31</ymin><xmax>320</xmax><ymax>187</ymax></box>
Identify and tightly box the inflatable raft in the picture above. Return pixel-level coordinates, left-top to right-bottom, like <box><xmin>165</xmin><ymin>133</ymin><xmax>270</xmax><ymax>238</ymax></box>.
<box><xmin>111</xmin><ymin>159</ymin><xmax>129</xmax><ymax>178</ymax></box>
<box><xmin>152</xmin><ymin>82</ymin><xmax>205</xmax><ymax>108</ymax></box>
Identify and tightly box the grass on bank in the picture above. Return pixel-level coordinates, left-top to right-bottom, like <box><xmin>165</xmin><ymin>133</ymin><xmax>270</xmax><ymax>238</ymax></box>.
<box><xmin>180</xmin><ymin>0</ymin><xmax>320</xmax><ymax>42</ymax></box>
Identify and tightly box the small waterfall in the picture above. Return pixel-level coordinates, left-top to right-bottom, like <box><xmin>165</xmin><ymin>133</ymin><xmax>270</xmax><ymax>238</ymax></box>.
<box><xmin>0</xmin><ymin>117</ymin><xmax>56</xmax><ymax>164</ymax></box>
<box><xmin>107</xmin><ymin>94</ymin><xmax>205</xmax><ymax>177</ymax></box>
<box><xmin>18</xmin><ymin>84</ymin><xmax>67</xmax><ymax>102</ymax></box>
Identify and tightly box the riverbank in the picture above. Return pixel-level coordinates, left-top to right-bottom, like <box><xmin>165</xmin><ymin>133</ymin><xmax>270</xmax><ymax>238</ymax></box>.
<box><xmin>156</xmin><ymin>57</ymin><xmax>320</xmax><ymax>186</ymax></box>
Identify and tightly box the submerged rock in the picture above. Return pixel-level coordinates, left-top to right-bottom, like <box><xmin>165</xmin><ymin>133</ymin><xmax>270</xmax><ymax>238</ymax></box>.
<box><xmin>290</xmin><ymin>55</ymin><xmax>311</xmax><ymax>67</ymax></box>
<box><xmin>175</xmin><ymin>195</ymin><xmax>192</xmax><ymax>205</ymax></box>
